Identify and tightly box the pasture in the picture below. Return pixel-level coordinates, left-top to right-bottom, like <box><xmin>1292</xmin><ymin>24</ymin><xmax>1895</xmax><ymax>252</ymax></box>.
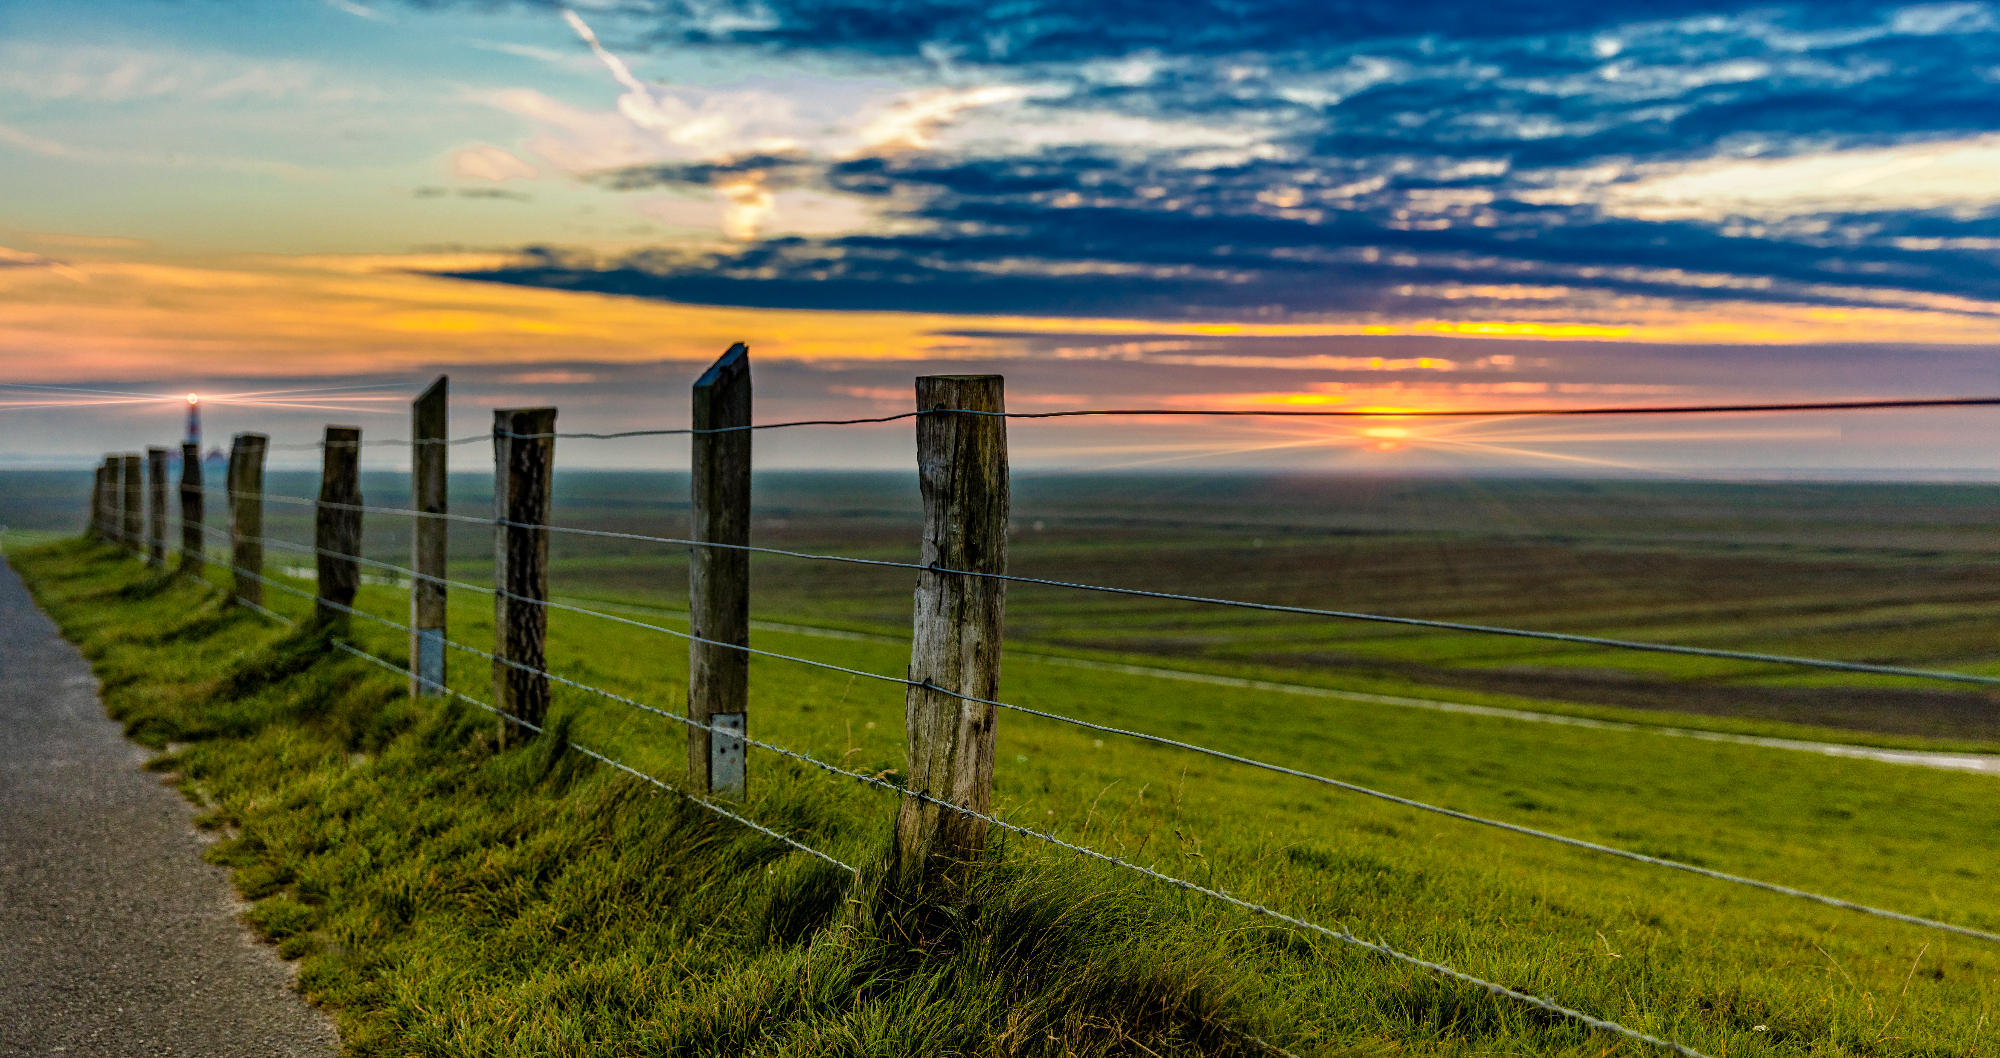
<box><xmin>7</xmin><ymin>469</ymin><xmax>1997</xmax><ymax>1054</ymax></box>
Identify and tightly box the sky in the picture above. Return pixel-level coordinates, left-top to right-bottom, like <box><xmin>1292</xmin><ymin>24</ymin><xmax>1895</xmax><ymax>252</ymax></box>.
<box><xmin>4</xmin><ymin>0</ymin><xmax>2000</xmax><ymax>474</ymax></box>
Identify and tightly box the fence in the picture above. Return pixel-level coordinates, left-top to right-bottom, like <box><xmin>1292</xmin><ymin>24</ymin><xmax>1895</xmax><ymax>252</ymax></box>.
<box><xmin>81</xmin><ymin>353</ymin><xmax>2000</xmax><ymax>1058</ymax></box>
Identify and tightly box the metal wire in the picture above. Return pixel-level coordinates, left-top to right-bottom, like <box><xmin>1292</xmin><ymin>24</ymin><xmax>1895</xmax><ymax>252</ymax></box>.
<box><xmin>183</xmin><ymin>501</ymin><xmax>2000</xmax><ymax>940</ymax></box>
<box><xmin>392</xmin><ymin>615</ymin><xmax>1703</xmax><ymax>1054</ymax></box>
<box><xmin>206</xmin><ymin>565</ymin><xmax>854</xmax><ymax>876</ymax></box>
<box><xmin>478</xmin><ymin>512</ymin><xmax>2000</xmax><ymax>688</ymax></box>
<box><xmin>225</xmin><ymin>395</ymin><xmax>2000</xmax><ymax>451</ymax></box>
<box><xmin>480</xmin><ymin>584</ymin><xmax>2000</xmax><ymax>945</ymax></box>
<box><xmin>931</xmin><ymin>396</ymin><xmax>2000</xmax><ymax>420</ymax></box>
<box><xmin>328</xmin><ymin>639</ymin><xmax>855</xmax><ymax>877</ymax></box>
<box><xmin>209</xmin><ymin>526</ymin><xmax>496</xmax><ymax>595</ymax></box>
<box><xmin>186</xmin><ymin>483</ymin><xmax>2000</xmax><ymax>688</ymax></box>
<box><xmin>179</xmin><ymin>525</ymin><xmax>2000</xmax><ymax>940</ymax></box>
<box><xmin>163</xmin><ymin>554</ymin><xmax>1931</xmax><ymax>1053</ymax></box>
<box><xmin>485</xmin><ymin>395</ymin><xmax>2000</xmax><ymax>440</ymax></box>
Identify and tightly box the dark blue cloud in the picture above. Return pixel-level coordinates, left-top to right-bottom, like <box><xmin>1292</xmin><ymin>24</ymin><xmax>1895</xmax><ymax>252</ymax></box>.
<box><xmin>440</xmin><ymin>1</ymin><xmax>2000</xmax><ymax>320</ymax></box>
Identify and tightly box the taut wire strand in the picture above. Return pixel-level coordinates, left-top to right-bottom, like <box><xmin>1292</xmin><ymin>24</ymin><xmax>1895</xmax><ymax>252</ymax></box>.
<box><xmin>237</xmin><ymin>394</ymin><xmax>2000</xmax><ymax>448</ymax></box>
<box><xmin>196</xmin><ymin>561</ymin><xmax>854</xmax><ymax>876</ymax></box>
<box><xmin>188</xmin><ymin>486</ymin><xmax>2000</xmax><ymax>686</ymax></box>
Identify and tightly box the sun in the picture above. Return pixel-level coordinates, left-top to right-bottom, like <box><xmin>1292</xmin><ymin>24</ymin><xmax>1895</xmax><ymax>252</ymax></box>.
<box><xmin>1361</xmin><ymin>425</ymin><xmax>1411</xmax><ymax>451</ymax></box>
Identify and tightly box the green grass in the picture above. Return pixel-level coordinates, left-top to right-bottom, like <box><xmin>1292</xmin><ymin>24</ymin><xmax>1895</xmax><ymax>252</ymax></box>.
<box><xmin>16</xmin><ymin>537</ymin><xmax>2000</xmax><ymax>1056</ymax></box>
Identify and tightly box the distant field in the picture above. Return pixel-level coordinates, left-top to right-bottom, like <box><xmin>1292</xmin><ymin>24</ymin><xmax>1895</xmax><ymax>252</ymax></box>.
<box><xmin>8</xmin><ymin>468</ymin><xmax>2000</xmax><ymax>745</ymax></box>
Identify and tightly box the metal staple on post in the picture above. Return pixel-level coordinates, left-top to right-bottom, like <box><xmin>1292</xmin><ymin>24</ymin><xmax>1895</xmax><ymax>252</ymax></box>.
<box><xmin>896</xmin><ymin>374</ymin><xmax>1010</xmax><ymax>888</ymax></box>
<box><xmin>179</xmin><ymin>442</ymin><xmax>203</xmax><ymax>575</ymax></box>
<box><xmin>410</xmin><ymin>376</ymin><xmax>449</xmax><ymax>698</ymax></box>
<box><xmin>146</xmin><ymin>447</ymin><xmax>168</xmax><ymax>567</ymax></box>
<box><xmin>492</xmin><ymin>406</ymin><xmax>556</xmax><ymax>745</ymax></box>
<box><xmin>227</xmin><ymin>433</ymin><xmax>268</xmax><ymax>607</ymax></box>
<box><xmin>689</xmin><ymin>343</ymin><xmax>751</xmax><ymax>798</ymax></box>
<box><xmin>316</xmin><ymin>426</ymin><xmax>362</xmax><ymax>625</ymax></box>
<box><xmin>119</xmin><ymin>452</ymin><xmax>143</xmax><ymax>555</ymax></box>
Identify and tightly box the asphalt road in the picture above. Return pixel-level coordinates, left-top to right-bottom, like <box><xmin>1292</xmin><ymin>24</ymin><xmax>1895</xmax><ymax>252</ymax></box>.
<box><xmin>0</xmin><ymin>555</ymin><xmax>338</xmax><ymax>1056</ymax></box>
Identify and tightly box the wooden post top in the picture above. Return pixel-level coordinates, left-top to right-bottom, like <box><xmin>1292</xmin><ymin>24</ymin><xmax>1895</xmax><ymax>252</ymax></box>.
<box><xmin>694</xmin><ymin>342</ymin><xmax>748</xmax><ymax>392</ymax></box>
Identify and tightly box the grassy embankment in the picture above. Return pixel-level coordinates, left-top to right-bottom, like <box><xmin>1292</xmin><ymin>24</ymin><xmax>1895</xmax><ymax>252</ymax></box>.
<box><xmin>13</xmin><ymin>534</ymin><xmax>1999</xmax><ymax>1056</ymax></box>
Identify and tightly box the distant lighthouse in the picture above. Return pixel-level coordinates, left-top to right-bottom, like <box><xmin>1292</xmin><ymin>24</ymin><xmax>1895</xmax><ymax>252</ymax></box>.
<box><xmin>185</xmin><ymin>393</ymin><xmax>201</xmax><ymax>448</ymax></box>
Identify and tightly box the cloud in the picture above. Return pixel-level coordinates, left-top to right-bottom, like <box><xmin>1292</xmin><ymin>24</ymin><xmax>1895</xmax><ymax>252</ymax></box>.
<box><xmin>0</xmin><ymin>246</ymin><xmax>87</xmax><ymax>282</ymax></box>
<box><xmin>325</xmin><ymin>0</ymin><xmax>396</xmax><ymax>22</ymax></box>
<box><xmin>452</xmin><ymin>143</ymin><xmax>540</xmax><ymax>181</ymax></box>
<box><xmin>14</xmin><ymin>231</ymin><xmax>152</xmax><ymax>250</ymax></box>
<box><xmin>0</xmin><ymin>43</ymin><xmax>329</xmax><ymax>104</ymax></box>
<box><xmin>1597</xmin><ymin>135</ymin><xmax>2000</xmax><ymax>220</ymax></box>
<box><xmin>424</xmin><ymin>2</ymin><xmax>2000</xmax><ymax>326</ymax></box>
<box><xmin>851</xmin><ymin>85</ymin><xmax>1037</xmax><ymax>153</ymax></box>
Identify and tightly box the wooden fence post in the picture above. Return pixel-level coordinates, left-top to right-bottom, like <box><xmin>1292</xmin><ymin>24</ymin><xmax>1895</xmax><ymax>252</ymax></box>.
<box><xmin>146</xmin><ymin>447</ymin><xmax>168</xmax><ymax>567</ymax></box>
<box><xmin>689</xmin><ymin>343</ymin><xmax>751</xmax><ymax>798</ymax></box>
<box><xmin>410</xmin><ymin>376</ymin><xmax>448</xmax><ymax>698</ymax></box>
<box><xmin>894</xmin><ymin>375</ymin><xmax>1009</xmax><ymax>888</ymax></box>
<box><xmin>316</xmin><ymin>426</ymin><xmax>362</xmax><ymax>624</ymax></box>
<box><xmin>89</xmin><ymin>460</ymin><xmax>107</xmax><ymax>541</ymax></box>
<box><xmin>101</xmin><ymin>458</ymin><xmax>119</xmax><ymax>543</ymax></box>
<box><xmin>493</xmin><ymin>407</ymin><xmax>555</xmax><ymax>745</ymax></box>
<box><xmin>120</xmin><ymin>453</ymin><xmax>143</xmax><ymax>556</ymax></box>
<box><xmin>227</xmin><ymin>433</ymin><xmax>268</xmax><ymax>607</ymax></box>
<box><xmin>179</xmin><ymin>442</ymin><xmax>203</xmax><ymax>575</ymax></box>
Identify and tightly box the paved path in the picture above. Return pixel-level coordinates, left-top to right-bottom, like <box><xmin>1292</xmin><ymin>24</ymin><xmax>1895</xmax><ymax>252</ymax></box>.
<box><xmin>0</xmin><ymin>555</ymin><xmax>338</xmax><ymax>1057</ymax></box>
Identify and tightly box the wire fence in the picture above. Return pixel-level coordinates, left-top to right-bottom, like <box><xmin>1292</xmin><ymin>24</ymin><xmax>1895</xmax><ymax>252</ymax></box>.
<box><xmin>236</xmin><ymin>394</ymin><xmax>2000</xmax><ymax>449</ymax></box>
<box><xmin>192</xmin><ymin>549</ymin><xmax>1709</xmax><ymax>1056</ymax></box>
<box><xmin>187</xmin><ymin>521</ymin><xmax>2000</xmax><ymax>946</ymax></box>
<box><xmin>191</xmin><ymin>484</ymin><xmax>2000</xmax><ymax>690</ymax></box>
<box><xmin>82</xmin><ymin>383</ymin><xmax>2000</xmax><ymax>1057</ymax></box>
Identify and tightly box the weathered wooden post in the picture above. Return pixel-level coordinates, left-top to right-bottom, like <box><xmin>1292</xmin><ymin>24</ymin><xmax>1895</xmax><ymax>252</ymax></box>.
<box><xmin>119</xmin><ymin>453</ymin><xmax>143</xmax><ymax>555</ymax></box>
<box><xmin>689</xmin><ymin>343</ymin><xmax>751</xmax><ymax>798</ymax></box>
<box><xmin>316</xmin><ymin>426</ymin><xmax>362</xmax><ymax>625</ymax></box>
<box><xmin>88</xmin><ymin>460</ymin><xmax>107</xmax><ymax>540</ymax></box>
<box><xmin>227</xmin><ymin>433</ymin><xmax>268</xmax><ymax>607</ymax></box>
<box><xmin>493</xmin><ymin>407</ymin><xmax>555</xmax><ymax>745</ymax></box>
<box><xmin>894</xmin><ymin>375</ymin><xmax>1009</xmax><ymax>888</ymax></box>
<box><xmin>179</xmin><ymin>442</ymin><xmax>203</xmax><ymax>575</ymax></box>
<box><xmin>410</xmin><ymin>376</ymin><xmax>448</xmax><ymax>697</ymax></box>
<box><xmin>146</xmin><ymin>447</ymin><xmax>168</xmax><ymax>567</ymax></box>
<box><xmin>100</xmin><ymin>458</ymin><xmax>119</xmax><ymax>542</ymax></box>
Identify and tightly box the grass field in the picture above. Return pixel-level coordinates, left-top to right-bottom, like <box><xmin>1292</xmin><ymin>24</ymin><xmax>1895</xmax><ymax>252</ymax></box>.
<box><xmin>12</xmin><ymin>519</ymin><xmax>1999</xmax><ymax>1056</ymax></box>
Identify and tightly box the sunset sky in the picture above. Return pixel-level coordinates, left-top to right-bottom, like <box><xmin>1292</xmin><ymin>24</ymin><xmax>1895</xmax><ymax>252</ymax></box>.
<box><xmin>5</xmin><ymin>0</ymin><xmax>2000</xmax><ymax>473</ymax></box>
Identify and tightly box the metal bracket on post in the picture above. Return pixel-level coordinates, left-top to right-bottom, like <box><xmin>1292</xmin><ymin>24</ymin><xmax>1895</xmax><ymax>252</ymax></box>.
<box><xmin>415</xmin><ymin>628</ymin><xmax>446</xmax><ymax>695</ymax></box>
<box><xmin>709</xmin><ymin>712</ymin><xmax>746</xmax><ymax>798</ymax></box>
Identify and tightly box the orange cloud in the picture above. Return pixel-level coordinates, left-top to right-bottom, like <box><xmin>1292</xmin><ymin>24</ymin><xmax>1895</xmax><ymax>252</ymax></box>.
<box><xmin>8</xmin><ymin>247</ymin><xmax>2000</xmax><ymax>388</ymax></box>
